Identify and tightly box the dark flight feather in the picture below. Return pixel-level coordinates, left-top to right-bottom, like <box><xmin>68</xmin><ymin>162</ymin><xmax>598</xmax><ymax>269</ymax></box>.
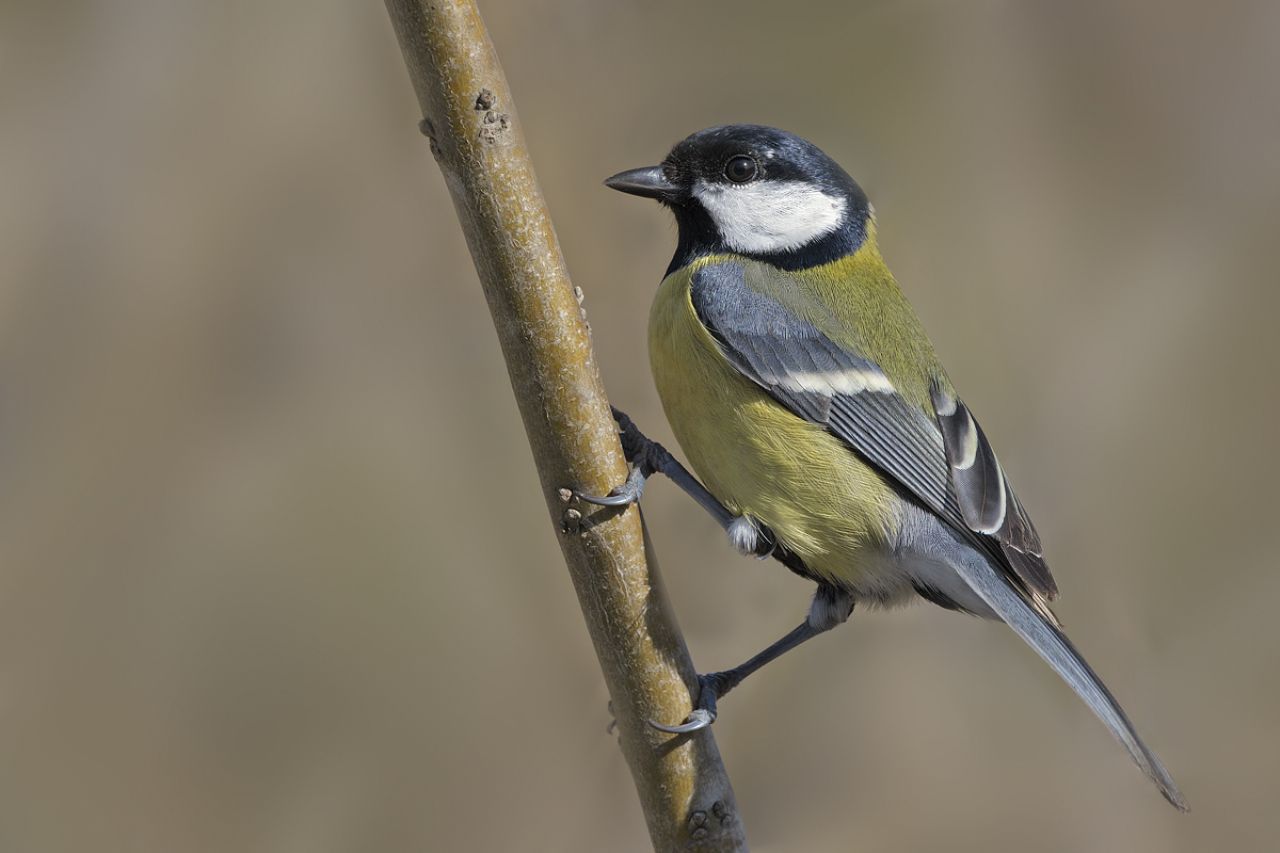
<box><xmin>931</xmin><ymin>385</ymin><xmax>1057</xmax><ymax>599</ymax></box>
<box><xmin>690</xmin><ymin>261</ymin><xmax>1058</xmax><ymax>602</ymax></box>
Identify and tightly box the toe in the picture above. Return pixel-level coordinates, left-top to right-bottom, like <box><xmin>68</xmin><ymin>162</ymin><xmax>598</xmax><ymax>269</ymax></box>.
<box><xmin>648</xmin><ymin>709</ymin><xmax>715</xmax><ymax>734</ymax></box>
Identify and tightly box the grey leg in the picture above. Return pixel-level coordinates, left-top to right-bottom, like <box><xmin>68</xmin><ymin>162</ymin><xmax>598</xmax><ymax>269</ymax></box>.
<box><xmin>651</xmin><ymin>585</ymin><xmax>854</xmax><ymax>734</ymax></box>
<box><xmin>576</xmin><ymin>407</ymin><xmax>777</xmax><ymax>558</ymax></box>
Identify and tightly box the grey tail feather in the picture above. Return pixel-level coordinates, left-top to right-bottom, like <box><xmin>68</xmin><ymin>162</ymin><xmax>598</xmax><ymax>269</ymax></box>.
<box><xmin>949</xmin><ymin>554</ymin><xmax>1188</xmax><ymax>812</ymax></box>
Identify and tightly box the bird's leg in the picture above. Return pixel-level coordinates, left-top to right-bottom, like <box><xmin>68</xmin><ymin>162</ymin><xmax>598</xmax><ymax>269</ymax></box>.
<box><xmin>576</xmin><ymin>407</ymin><xmax>776</xmax><ymax>558</ymax></box>
<box><xmin>575</xmin><ymin>406</ymin><xmax>726</xmax><ymax>521</ymax></box>
<box><xmin>578</xmin><ymin>408</ymin><xmax>840</xmax><ymax>730</ymax></box>
<box><xmin>650</xmin><ymin>585</ymin><xmax>854</xmax><ymax>734</ymax></box>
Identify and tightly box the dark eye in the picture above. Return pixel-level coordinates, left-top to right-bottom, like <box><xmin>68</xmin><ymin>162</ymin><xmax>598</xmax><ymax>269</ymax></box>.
<box><xmin>724</xmin><ymin>155</ymin><xmax>758</xmax><ymax>183</ymax></box>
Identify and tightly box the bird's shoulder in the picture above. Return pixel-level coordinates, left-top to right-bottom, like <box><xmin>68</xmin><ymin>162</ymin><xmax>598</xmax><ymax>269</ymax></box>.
<box><xmin>688</xmin><ymin>249</ymin><xmax>942</xmax><ymax>411</ymax></box>
<box><xmin>684</xmin><ymin>253</ymin><xmax>1058</xmax><ymax>603</ymax></box>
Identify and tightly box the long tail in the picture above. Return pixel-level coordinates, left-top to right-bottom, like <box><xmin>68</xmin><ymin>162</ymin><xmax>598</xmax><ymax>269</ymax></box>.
<box><xmin>950</xmin><ymin>555</ymin><xmax>1188</xmax><ymax>811</ymax></box>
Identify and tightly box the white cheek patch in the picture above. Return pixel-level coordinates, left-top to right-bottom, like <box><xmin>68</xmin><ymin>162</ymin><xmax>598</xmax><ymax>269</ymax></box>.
<box><xmin>693</xmin><ymin>179</ymin><xmax>847</xmax><ymax>254</ymax></box>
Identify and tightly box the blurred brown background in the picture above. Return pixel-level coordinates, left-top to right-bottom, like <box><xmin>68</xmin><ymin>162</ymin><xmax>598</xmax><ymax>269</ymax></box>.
<box><xmin>2</xmin><ymin>1</ymin><xmax>1277</xmax><ymax>851</ymax></box>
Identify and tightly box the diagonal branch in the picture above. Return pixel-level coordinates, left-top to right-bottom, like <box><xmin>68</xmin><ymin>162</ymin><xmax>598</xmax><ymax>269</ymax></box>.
<box><xmin>382</xmin><ymin>1</ymin><xmax>748</xmax><ymax>849</ymax></box>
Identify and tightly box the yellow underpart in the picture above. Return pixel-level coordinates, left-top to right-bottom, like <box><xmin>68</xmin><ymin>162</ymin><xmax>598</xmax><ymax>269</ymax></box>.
<box><xmin>648</xmin><ymin>242</ymin><xmax>922</xmax><ymax>589</ymax></box>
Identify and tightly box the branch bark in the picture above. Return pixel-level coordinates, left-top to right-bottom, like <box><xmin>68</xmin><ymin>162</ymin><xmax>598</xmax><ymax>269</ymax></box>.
<box><xmin>382</xmin><ymin>2</ymin><xmax>747</xmax><ymax>849</ymax></box>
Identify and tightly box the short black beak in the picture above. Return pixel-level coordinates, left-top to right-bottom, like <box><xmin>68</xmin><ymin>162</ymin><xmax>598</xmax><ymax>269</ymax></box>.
<box><xmin>604</xmin><ymin>166</ymin><xmax>682</xmax><ymax>202</ymax></box>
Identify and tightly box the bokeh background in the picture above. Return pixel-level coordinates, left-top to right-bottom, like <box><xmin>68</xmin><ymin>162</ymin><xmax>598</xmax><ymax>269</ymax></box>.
<box><xmin>3</xmin><ymin>1</ymin><xmax>1278</xmax><ymax>850</ymax></box>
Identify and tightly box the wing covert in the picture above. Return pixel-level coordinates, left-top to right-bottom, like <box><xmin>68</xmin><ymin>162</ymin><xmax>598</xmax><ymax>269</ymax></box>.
<box><xmin>690</xmin><ymin>262</ymin><xmax>956</xmax><ymax>522</ymax></box>
<box><xmin>689</xmin><ymin>261</ymin><xmax>1058</xmax><ymax>601</ymax></box>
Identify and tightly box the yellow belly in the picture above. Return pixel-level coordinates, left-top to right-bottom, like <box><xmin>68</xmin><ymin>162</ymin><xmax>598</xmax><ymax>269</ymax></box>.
<box><xmin>647</xmin><ymin>264</ymin><xmax>900</xmax><ymax>591</ymax></box>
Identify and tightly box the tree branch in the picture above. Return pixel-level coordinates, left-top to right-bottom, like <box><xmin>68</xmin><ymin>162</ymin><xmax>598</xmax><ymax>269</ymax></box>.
<box><xmin>382</xmin><ymin>2</ymin><xmax>747</xmax><ymax>849</ymax></box>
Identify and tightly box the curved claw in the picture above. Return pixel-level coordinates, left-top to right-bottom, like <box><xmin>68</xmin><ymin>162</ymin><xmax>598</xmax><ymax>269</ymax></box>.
<box><xmin>576</xmin><ymin>489</ymin><xmax>638</xmax><ymax>508</ymax></box>
<box><xmin>574</xmin><ymin>464</ymin><xmax>647</xmax><ymax>508</ymax></box>
<box><xmin>648</xmin><ymin>708</ymin><xmax>715</xmax><ymax>734</ymax></box>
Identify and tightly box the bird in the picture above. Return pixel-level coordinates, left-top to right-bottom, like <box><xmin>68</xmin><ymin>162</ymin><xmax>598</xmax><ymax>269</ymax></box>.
<box><xmin>582</xmin><ymin>123</ymin><xmax>1186</xmax><ymax>810</ymax></box>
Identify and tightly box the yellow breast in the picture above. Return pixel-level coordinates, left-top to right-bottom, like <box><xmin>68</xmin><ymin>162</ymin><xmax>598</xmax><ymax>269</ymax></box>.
<box><xmin>647</xmin><ymin>260</ymin><xmax>900</xmax><ymax>590</ymax></box>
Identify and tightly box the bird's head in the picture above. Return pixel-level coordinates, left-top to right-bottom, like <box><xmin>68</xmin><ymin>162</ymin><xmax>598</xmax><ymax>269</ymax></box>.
<box><xmin>605</xmin><ymin>124</ymin><xmax>871</xmax><ymax>273</ymax></box>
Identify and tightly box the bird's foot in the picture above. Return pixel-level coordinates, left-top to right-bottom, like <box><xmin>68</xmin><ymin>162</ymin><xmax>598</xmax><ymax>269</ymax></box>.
<box><xmin>575</xmin><ymin>462</ymin><xmax>648</xmax><ymax>507</ymax></box>
<box><xmin>648</xmin><ymin>672</ymin><xmax>737</xmax><ymax>734</ymax></box>
<box><xmin>574</xmin><ymin>407</ymin><xmax>667</xmax><ymax>507</ymax></box>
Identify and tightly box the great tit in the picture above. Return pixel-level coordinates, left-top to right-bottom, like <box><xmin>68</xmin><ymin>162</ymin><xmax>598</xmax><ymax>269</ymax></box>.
<box><xmin>587</xmin><ymin>124</ymin><xmax>1185</xmax><ymax>810</ymax></box>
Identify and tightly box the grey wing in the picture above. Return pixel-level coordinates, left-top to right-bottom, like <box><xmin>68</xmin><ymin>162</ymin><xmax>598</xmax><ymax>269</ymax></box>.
<box><xmin>690</xmin><ymin>263</ymin><xmax>1192</xmax><ymax>807</ymax></box>
<box><xmin>690</xmin><ymin>261</ymin><xmax>1057</xmax><ymax>602</ymax></box>
<box><xmin>690</xmin><ymin>262</ymin><xmax>957</xmax><ymax>520</ymax></box>
<box><xmin>929</xmin><ymin>384</ymin><xmax>1056</xmax><ymax>598</ymax></box>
